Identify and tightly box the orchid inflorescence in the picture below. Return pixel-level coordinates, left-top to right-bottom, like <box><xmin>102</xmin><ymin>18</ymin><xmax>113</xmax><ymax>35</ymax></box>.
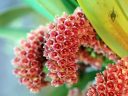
<box><xmin>86</xmin><ymin>57</ymin><xmax>128</xmax><ymax>96</ymax></box>
<box><xmin>12</xmin><ymin>26</ymin><xmax>49</xmax><ymax>92</ymax></box>
<box><xmin>12</xmin><ymin>7</ymin><xmax>123</xmax><ymax>95</ymax></box>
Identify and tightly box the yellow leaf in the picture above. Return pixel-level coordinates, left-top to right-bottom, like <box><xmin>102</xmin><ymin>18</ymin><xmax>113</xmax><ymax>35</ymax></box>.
<box><xmin>77</xmin><ymin>0</ymin><xmax>128</xmax><ymax>57</ymax></box>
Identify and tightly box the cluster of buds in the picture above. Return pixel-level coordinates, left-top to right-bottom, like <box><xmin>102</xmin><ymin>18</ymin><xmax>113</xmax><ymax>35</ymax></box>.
<box><xmin>12</xmin><ymin>7</ymin><xmax>119</xmax><ymax>92</ymax></box>
<box><xmin>44</xmin><ymin>7</ymin><xmax>118</xmax><ymax>86</ymax></box>
<box><xmin>73</xmin><ymin>9</ymin><xmax>118</xmax><ymax>62</ymax></box>
<box><xmin>86</xmin><ymin>57</ymin><xmax>128</xmax><ymax>96</ymax></box>
<box><xmin>12</xmin><ymin>26</ymin><xmax>49</xmax><ymax>93</ymax></box>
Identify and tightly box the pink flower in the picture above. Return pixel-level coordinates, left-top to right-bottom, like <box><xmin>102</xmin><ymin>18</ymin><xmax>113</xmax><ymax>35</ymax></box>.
<box><xmin>44</xmin><ymin>7</ymin><xmax>118</xmax><ymax>86</ymax></box>
<box><xmin>44</xmin><ymin>11</ymin><xmax>80</xmax><ymax>86</ymax></box>
<box><xmin>12</xmin><ymin>7</ymin><xmax>119</xmax><ymax>90</ymax></box>
<box><xmin>86</xmin><ymin>86</ymin><xmax>97</xmax><ymax>96</ymax></box>
<box><xmin>46</xmin><ymin>60</ymin><xmax>78</xmax><ymax>87</ymax></box>
<box><xmin>86</xmin><ymin>57</ymin><xmax>128</xmax><ymax>96</ymax></box>
<box><xmin>12</xmin><ymin>26</ymin><xmax>49</xmax><ymax>93</ymax></box>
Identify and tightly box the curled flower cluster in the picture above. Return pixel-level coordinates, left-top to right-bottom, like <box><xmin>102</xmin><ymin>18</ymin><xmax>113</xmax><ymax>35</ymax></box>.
<box><xmin>44</xmin><ymin>12</ymin><xmax>80</xmax><ymax>86</ymax></box>
<box><xmin>86</xmin><ymin>57</ymin><xmax>128</xmax><ymax>96</ymax></box>
<box><xmin>44</xmin><ymin>8</ymin><xmax>118</xmax><ymax>86</ymax></box>
<box><xmin>12</xmin><ymin>26</ymin><xmax>49</xmax><ymax>93</ymax></box>
<box><xmin>73</xmin><ymin>9</ymin><xmax>118</xmax><ymax>62</ymax></box>
<box><xmin>12</xmin><ymin>7</ymin><xmax>119</xmax><ymax>92</ymax></box>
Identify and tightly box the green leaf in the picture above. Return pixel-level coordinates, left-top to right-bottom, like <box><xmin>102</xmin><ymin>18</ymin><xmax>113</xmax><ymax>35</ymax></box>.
<box><xmin>72</xmin><ymin>70</ymin><xmax>99</xmax><ymax>90</ymax></box>
<box><xmin>23</xmin><ymin>0</ymin><xmax>77</xmax><ymax>21</ymax></box>
<box><xmin>47</xmin><ymin>85</ymin><xmax>68</xmax><ymax>96</ymax></box>
<box><xmin>0</xmin><ymin>7</ymin><xmax>33</xmax><ymax>26</ymax></box>
<box><xmin>0</xmin><ymin>27</ymin><xmax>28</xmax><ymax>41</ymax></box>
<box><xmin>90</xmin><ymin>51</ymin><xmax>97</xmax><ymax>58</ymax></box>
<box><xmin>78</xmin><ymin>0</ymin><xmax>128</xmax><ymax>57</ymax></box>
<box><xmin>69</xmin><ymin>0</ymin><xmax>79</xmax><ymax>7</ymax></box>
<box><xmin>23</xmin><ymin>0</ymin><xmax>54</xmax><ymax>21</ymax></box>
<box><xmin>102</xmin><ymin>56</ymin><xmax>115</xmax><ymax>67</ymax></box>
<box><xmin>117</xmin><ymin>0</ymin><xmax>128</xmax><ymax>19</ymax></box>
<box><xmin>43</xmin><ymin>65</ymin><xmax>49</xmax><ymax>73</ymax></box>
<box><xmin>61</xmin><ymin>0</ymin><xmax>77</xmax><ymax>14</ymax></box>
<box><xmin>38</xmin><ymin>80</ymin><xmax>68</xmax><ymax>96</ymax></box>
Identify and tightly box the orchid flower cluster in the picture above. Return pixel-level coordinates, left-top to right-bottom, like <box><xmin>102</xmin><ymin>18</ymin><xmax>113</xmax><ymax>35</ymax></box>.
<box><xmin>68</xmin><ymin>57</ymin><xmax>128</xmax><ymax>96</ymax></box>
<box><xmin>12</xmin><ymin>7</ymin><xmax>124</xmax><ymax>95</ymax></box>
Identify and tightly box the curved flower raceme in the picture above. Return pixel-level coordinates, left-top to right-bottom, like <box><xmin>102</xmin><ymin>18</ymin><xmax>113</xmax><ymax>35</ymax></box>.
<box><xmin>44</xmin><ymin>7</ymin><xmax>118</xmax><ymax>86</ymax></box>
<box><xmin>44</xmin><ymin>12</ymin><xmax>80</xmax><ymax>86</ymax></box>
<box><xmin>86</xmin><ymin>57</ymin><xmax>128</xmax><ymax>96</ymax></box>
<box><xmin>12</xmin><ymin>26</ymin><xmax>49</xmax><ymax>93</ymax></box>
<box><xmin>12</xmin><ymin>7</ymin><xmax>119</xmax><ymax>93</ymax></box>
<box><xmin>73</xmin><ymin>9</ymin><xmax>119</xmax><ymax>62</ymax></box>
